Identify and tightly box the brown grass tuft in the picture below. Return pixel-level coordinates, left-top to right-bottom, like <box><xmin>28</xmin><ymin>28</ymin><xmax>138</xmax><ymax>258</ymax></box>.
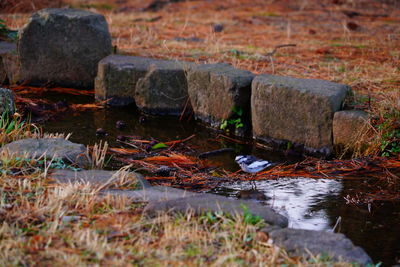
<box><xmin>0</xmin><ymin>0</ymin><xmax>63</xmax><ymax>13</ymax></box>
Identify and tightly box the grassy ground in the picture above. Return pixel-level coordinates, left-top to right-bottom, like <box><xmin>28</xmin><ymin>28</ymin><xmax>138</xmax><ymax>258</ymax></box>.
<box><xmin>0</xmin><ymin>172</ymin><xmax>352</xmax><ymax>266</ymax></box>
<box><xmin>0</xmin><ymin>2</ymin><xmax>397</xmax><ymax>264</ymax></box>
<box><xmin>1</xmin><ymin>0</ymin><xmax>399</xmax><ymax>157</ymax></box>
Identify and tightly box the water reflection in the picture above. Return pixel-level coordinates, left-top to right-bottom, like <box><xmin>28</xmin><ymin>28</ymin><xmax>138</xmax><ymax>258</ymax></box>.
<box><xmin>211</xmin><ymin>178</ymin><xmax>400</xmax><ymax>265</ymax></box>
<box><xmin>213</xmin><ymin>178</ymin><xmax>342</xmax><ymax>230</ymax></box>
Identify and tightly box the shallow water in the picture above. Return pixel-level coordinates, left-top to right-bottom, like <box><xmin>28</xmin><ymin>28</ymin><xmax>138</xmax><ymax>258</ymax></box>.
<box><xmin>41</xmin><ymin>95</ymin><xmax>400</xmax><ymax>266</ymax></box>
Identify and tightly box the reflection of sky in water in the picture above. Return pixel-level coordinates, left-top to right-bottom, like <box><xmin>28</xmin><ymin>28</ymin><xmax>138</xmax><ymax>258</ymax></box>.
<box><xmin>220</xmin><ymin>178</ymin><xmax>342</xmax><ymax>231</ymax></box>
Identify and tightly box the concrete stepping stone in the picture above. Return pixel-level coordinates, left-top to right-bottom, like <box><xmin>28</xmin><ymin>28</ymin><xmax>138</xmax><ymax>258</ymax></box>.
<box><xmin>187</xmin><ymin>63</ymin><xmax>254</xmax><ymax>133</ymax></box>
<box><xmin>51</xmin><ymin>169</ymin><xmax>148</xmax><ymax>189</ymax></box>
<box><xmin>18</xmin><ymin>8</ymin><xmax>112</xmax><ymax>88</ymax></box>
<box><xmin>0</xmin><ymin>138</ymin><xmax>89</xmax><ymax>167</ymax></box>
<box><xmin>252</xmin><ymin>74</ymin><xmax>351</xmax><ymax>154</ymax></box>
<box><xmin>333</xmin><ymin>110</ymin><xmax>371</xmax><ymax>150</ymax></box>
<box><xmin>95</xmin><ymin>55</ymin><xmax>192</xmax><ymax>115</ymax></box>
<box><xmin>262</xmin><ymin>227</ymin><xmax>372</xmax><ymax>265</ymax></box>
<box><xmin>143</xmin><ymin>193</ymin><xmax>289</xmax><ymax>228</ymax></box>
<box><xmin>103</xmin><ymin>186</ymin><xmax>199</xmax><ymax>202</ymax></box>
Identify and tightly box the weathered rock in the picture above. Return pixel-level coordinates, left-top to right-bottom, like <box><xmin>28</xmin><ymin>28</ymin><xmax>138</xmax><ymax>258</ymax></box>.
<box><xmin>187</xmin><ymin>63</ymin><xmax>254</xmax><ymax>130</ymax></box>
<box><xmin>144</xmin><ymin>194</ymin><xmax>288</xmax><ymax>227</ymax></box>
<box><xmin>333</xmin><ymin>110</ymin><xmax>371</xmax><ymax>148</ymax></box>
<box><xmin>104</xmin><ymin>186</ymin><xmax>199</xmax><ymax>202</ymax></box>
<box><xmin>51</xmin><ymin>169</ymin><xmax>148</xmax><ymax>189</ymax></box>
<box><xmin>0</xmin><ymin>138</ymin><xmax>89</xmax><ymax>167</ymax></box>
<box><xmin>95</xmin><ymin>55</ymin><xmax>152</xmax><ymax>106</ymax></box>
<box><xmin>263</xmin><ymin>227</ymin><xmax>372</xmax><ymax>265</ymax></box>
<box><xmin>0</xmin><ymin>88</ymin><xmax>15</xmax><ymax>115</ymax></box>
<box><xmin>0</xmin><ymin>42</ymin><xmax>19</xmax><ymax>85</ymax></box>
<box><xmin>95</xmin><ymin>55</ymin><xmax>192</xmax><ymax>115</ymax></box>
<box><xmin>18</xmin><ymin>8</ymin><xmax>112</xmax><ymax>88</ymax></box>
<box><xmin>252</xmin><ymin>75</ymin><xmax>351</xmax><ymax>151</ymax></box>
<box><xmin>135</xmin><ymin>61</ymin><xmax>192</xmax><ymax>115</ymax></box>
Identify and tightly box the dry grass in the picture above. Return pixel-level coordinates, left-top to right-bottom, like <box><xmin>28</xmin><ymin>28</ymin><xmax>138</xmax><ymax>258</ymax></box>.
<box><xmin>0</xmin><ymin>0</ymin><xmax>63</xmax><ymax>13</ymax></box>
<box><xmin>88</xmin><ymin>140</ymin><xmax>109</xmax><ymax>169</ymax></box>
<box><xmin>0</xmin><ymin>163</ymin><xmax>353</xmax><ymax>266</ymax></box>
<box><xmin>1</xmin><ymin>0</ymin><xmax>398</xmax><ymax>157</ymax></box>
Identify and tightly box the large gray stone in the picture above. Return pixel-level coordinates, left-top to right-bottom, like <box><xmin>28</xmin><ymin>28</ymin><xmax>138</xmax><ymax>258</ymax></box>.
<box><xmin>333</xmin><ymin>110</ymin><xmax>371</xmax><ymax>148</ymax></box>
<box><xmin>18</xmin><ymin>8</ymin><xmax>112</xmax><ymax>88</ymax></box>
<box><xmin>252</xmin><ymin>75</ymin><xmax>351</xmax><ymax>150</ymax></box>
<box><xmin>0</xmin><ymin>138</ymin><xmax>89</xmax><ymax>167</ymax></box>
<box><xmin>95</xmin><ymin>55</ymin><xmax>192</xmax><ymax>115</ymax></box>
<box><xmin>95</xmin><ymin>55</ymin><xmax>152</xmax><ymax>106</ymax></box>
<box><xmin>135</xmin><ymin>61</ymin><xmax>192</xmax><ymax>115</ymax></box>
<box><xmin>187</xmin><ymin>63</ymin><xmax>254</xmax><ymax>130</ymax></box>
<box><xmin>263</xmin><ymin>227</ymin><xmax>372</xmax><ymax>265</ymax></box>
<box><xmin>144</xmin><ymin>193</ymin><xmax>288</xmax><ymax>228</ymax></box>
<box><xmin>0</xmin><ymin>42</ymin><xmax>18</xmax><ymax>85</ymax></box>
<box><xmin>104</xmin><ymin>186</ymin><xmax>199</xmax><ymax>202</ymax></box>
<box><xmin>0</xmin><ymin>88</ymin><xmax>15</xmax><ymax>115</ymax></box>
<box><xmin>51</xmin><ymin>169</ymin><xmax>148</xmax><ymax>189</ymax></box>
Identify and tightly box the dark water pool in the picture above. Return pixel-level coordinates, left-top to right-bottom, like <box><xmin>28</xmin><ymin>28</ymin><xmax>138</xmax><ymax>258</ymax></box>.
<box><xmin>41</xmin><ymin>94</ymin><xmax>400</xmax><ymax>266</ymax></box>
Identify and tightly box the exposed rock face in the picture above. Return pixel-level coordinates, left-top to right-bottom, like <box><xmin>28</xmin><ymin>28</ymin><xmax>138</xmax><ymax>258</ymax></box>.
<box><xmin>252</xmin><ymin>75</ymin><xmax>351</xmax><ymax>151</ymax></box>
<box><xmin>263</xmin><ymin>227</ymin><xmax>372</xmax><ymax>265</ymax></box>
<box><xmin>18</xmin><ymin>8</ymin><xmax>112</xmax><ymax>88</ymax></box>
<box><xmin>0</xmin><ymin>42</ymin><xmax>19</xmax><ymax>85</ymax></box>
<box><xmin>333</xmin><ymin>110</ymin><xmax>371</xmax><ymax>148</ymax></box>
<box><xmin>0</xmin><ymin>88</ymin><xmax>15</xmax><ymax>115</ymax></box>
<box><xmin>0</xmin><ymin>138</ymin><xmax>89</xmax><ymax>167</ymax></box>
<box><xmin>144</xmin><ymin>194</ymin><xmax>289</xmax><ymax>228</ymax></box>
<box><xmin>186</xmin><ymin>63</ymin><xmax>254</xmax><ymax>130</ymax></box>
<box><xmin>95</xmin><ymin>55</ymin><xmax>192</xmax><ymax>115</ymax></box>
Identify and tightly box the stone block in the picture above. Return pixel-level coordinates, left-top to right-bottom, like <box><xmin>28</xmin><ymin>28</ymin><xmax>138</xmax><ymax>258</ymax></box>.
<box><xmin>18</xmin><ymin>8</ymin><xmax>112</xmax><ymax>88</ymax></box>
<box><xmin>95</xmin><ymin>55</ymin><xmax>192</xmax><ymax>115</ymax></box>
<box><xmin>95</xmin><ymin>55</ymin><xmax>151</xmax><ymax>106</ymax></box>
<box><xmin>187</xmin><ymin>63</ymin><xmax>254</xmax><ymax>130</ymax></box>
<box><xmin>135</xmin><ymin>61</ymin><xmax>191</xmax><ymax>115</ymax></box>
<box><xmin>104</xmin><ymin>186</ymin><xmax>199</xmax><ymax>202</ymax></box>
<box><xmin>252</xmin><ymin>74</ymin><xmax>351</xmax><ymax>150</ymax></box>
<box><xmin>263</xmin><ymin>227</ymin><xmax>372</xmax><ymax>265</ymax></box>
<box><xmin>0</xmin><ymin>138</ymin><xmax>89</xmax><ymax>167</ymax></box>
<box><xmin>51</xmin><ymin>169</ymin><xmax>148</xmax><ymax>189</ymax></box>
<box><xmin>144</xmin><ymin>194</ymin><xmax>288</xmax><ymax>228</ymax></box>
<box><xmin>333</xmin><ymin>110</ymin><xmax>371</xmax><ymax>148</ymax></box>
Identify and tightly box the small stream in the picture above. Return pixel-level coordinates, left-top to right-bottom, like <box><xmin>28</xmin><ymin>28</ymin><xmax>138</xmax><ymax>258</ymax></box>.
<box><xmin>40</xmin><ymin>93</ymin><xmax>399</xmax><ymax>266</ymax></box>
